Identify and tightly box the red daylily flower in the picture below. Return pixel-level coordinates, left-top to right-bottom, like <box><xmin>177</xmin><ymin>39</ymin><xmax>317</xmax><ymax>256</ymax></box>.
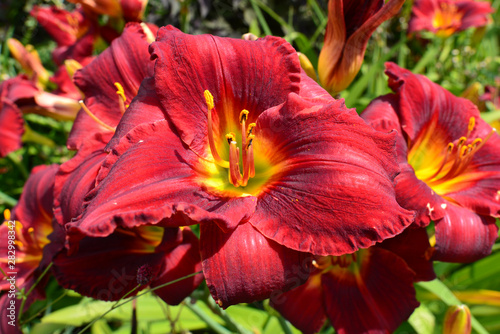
<box><xmin>362</xmin><ymin>62</ymin><xmax>500</xmax><ymax>262</ymax></box>
<box><xmin>318</xmin><ymin>0</ymin><xmax>404</xmax><ymax>95</ymax></box>
<box><xmin>68</xmin><ymin>22</ymin><xmax>156</xmax><ymax>149</ymax></box>
<box><xmin>272</xmin><ymin>227</ymin><xmax>435</xmax><ymax>334</ymax></box>
<box><xmin>408</xmin><ymin>0</ymin><xmax>494</xmax><ymax>38</ymax></box>
<box><xmin>0</xmin><ymin>164</ymin><xmax>60</xmax><ymax>334</ymax></box>
<box><xmin>30</xmin><ymin>6</ymin><xmax>93</xmax><ymax>48</ymax></box>
<box><xmin>66</xmin><ymin>27</ymin><xmax>414</xmax><ymax>307</ymax></box>
<box><xmin>52</xmin><ymin>135</ymin><xmax>203</xmax><ymax>303</ymax></box>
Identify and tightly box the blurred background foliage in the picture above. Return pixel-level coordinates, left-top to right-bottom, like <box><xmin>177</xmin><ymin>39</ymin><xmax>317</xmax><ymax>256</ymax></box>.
<box><xmin>1</xmin><ymin>0</ymin><xmax>500</xmax><ymax>333</ymax></box>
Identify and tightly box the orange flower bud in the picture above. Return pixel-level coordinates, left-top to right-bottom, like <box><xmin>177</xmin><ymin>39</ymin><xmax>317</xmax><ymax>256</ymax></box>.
<box><xmin>443</xmin><ymin>305</ymin><xmax>471</xmax><ymax>334</ymax></box>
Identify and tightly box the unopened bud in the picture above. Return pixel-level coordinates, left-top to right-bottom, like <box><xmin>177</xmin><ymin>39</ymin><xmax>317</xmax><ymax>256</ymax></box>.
<box><xmin>443</xmin><ymin>305</ymin><xmax>471</xmax><ymax>334</ymax></box>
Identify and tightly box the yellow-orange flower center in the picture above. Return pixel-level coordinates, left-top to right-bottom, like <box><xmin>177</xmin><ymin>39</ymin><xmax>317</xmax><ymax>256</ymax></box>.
<box><xmin>204</xmin><ymin>90</ymin><xmax>258</xmax><ymax>189</ymax></box>
<box><xmin>408</xmin><ymin>117</ymin><xmax>496</xmax><ymax>196</ymax></box>
<box><xmin>432</xmin><ymin>2</ymin><xmax>464</xmax><ymax>37</ymax></box>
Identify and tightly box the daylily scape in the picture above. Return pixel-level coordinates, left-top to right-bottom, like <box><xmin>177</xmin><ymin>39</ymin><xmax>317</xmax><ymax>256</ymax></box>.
<box><xmin>1</xmin><ymin>0</ymin><xmax>499</xmax><ymax>333</ymax></box>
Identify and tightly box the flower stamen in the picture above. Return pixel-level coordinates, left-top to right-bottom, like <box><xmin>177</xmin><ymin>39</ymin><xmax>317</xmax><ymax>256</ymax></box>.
<box><xmin>114</xmin><ymin>82</ymin><xmax>127</xmax><ymax>114</ymax></box>
<box><xmin>205</xmin><ymin>90</ymin><xmax>229</xmax><ymax>168</ymax></box>
<box><xmin>79</xmin><ymin>100</ymin><xmax>116</xmax><ymax>132</ymax></box>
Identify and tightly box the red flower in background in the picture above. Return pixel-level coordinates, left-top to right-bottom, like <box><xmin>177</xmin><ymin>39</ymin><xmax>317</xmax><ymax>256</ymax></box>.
<box><xmin>318</xmin><ymin>0</ymin><xmax>405</xmax><ymax>95</ymax></box>
<box><xmin>362</xmin><ymin>63</ymin><xmax>500</xmax><ymax>263</ymax></box>
<box><xmin>408</xmin><ymin>0</ymin><xmax>494</xmax><ymax>37</ymax></box>
<box><xmin>0</xmin><ymin>165</ymin><xmax>60</xmax><ymax>333</ymax></box>
<box><xmin>65</xmin><ymin>27</ymin><xmax>414</xmax><ymax>307</ymax></box>
<box><xmin>273</xmin><ymin>228</ymin><xmax>435</xmax><ymax>334</ymax></box>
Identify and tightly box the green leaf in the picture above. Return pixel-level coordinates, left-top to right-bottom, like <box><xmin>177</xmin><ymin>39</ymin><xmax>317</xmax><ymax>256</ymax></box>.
<box><xmin>408</xmin><ymin>303</ymin><xmax>435</xmax><ymax>334</ymax></box>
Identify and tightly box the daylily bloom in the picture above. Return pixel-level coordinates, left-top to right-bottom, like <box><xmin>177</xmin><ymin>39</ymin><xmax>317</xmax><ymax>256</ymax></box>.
<box><xmin>408</xmin><ymin>0</ymin><xmax>494</xmax><ymax>38</ymax></box>
<box><xmin>1</xmin><ymin>75</ymin><xmax>80</xmax><ymax>122</ymax></box>
<box><xmin>7</xmin><ymin>38</ymin><xmax>50</xmax><ymax>86</ymax></box>
<box><xmin>66</xmin><ymin>27</ymin><xmax>414</xmax><ymax>307</ymax></box>
<box><xmin>318</xmin><ymin>0</ymin><xmax>405</xmax><ymax>95</ymax></box>
<box><xmin>68</xmin><ymin>22</ymin><xmax>156</xmax><ymax>149</ymax></box>
<box><xmin>0</xmin><ymin>164</ymin><xmax>60</xmax><ymax>333</ymax></box>
<box><xmin>362</xmin><ymin>62</ymin><xmax>500</xmax><ymax>263</ymax></box>
<box><xmin>272</xmin><ymin>227</ymin><xmax>435</xmax><ymax>334</ymax></box>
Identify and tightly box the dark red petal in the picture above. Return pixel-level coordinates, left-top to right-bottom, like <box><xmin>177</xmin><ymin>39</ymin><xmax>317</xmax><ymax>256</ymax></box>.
<box><xmin>322</xmin><ymin>248</ymin><xmax>419</xmax><ymax>334</ymax></box>
<box><xmin>343</xmin><ymin>0</ymin><xmax>384</xmax><ymax>38</ymax></box>
<box><xmin>271</xmin><ymin>272</ymin><xmax>327</xmax><ymax>334</ymax></box>
<box><xmin>298</xmin><ymin>70</ymin><xmax>336</xmax><ymax>104</ymax></box>
<box><xmin>433</xmin><ymin>204</ymin><xmax>498</xmax><ymax>263</ymax></box>
<box><xmin>0</xmin><ymin>293</ymin><xmax>23</xmax><ymax>334</ymax></box>
<box><xmin>53</xmin><ymin>226</ymin><xmax>181</xmax><ymax>301</ymax></box>
<box><xmin>151</xmin><ymin>228</ymin><xmax>203</xmax><ymax>305</ymax></box>
<box><xmin>67</xmin><ymin>120</ymin><xmax>256</xmax><ymax>248</ymax></box>
<box><xmin>11</xmin><ymin>164</ymin><xmax>58</xmax><ymax>229</ymax></box>
<box><xmin>201</xmin><ymin>222</ymin><xmax>312</xmax><ymax>308</ymax></box>
<box><xmin>150</xmin><ymin>26</ymin><xmax>301</xmax><ymax>156</ymax></box>
<box><xmin>105</xmin><ymin>77</ymin><xmax>166</xmax><ymax>151</ymax></box>
<box><xmin>53</xmin><ymin>137</ymin><xmax>108</xmax><ymax>226</ymax></box>
<box><xmin>52</xmin><ymin>28</ymin><xmax>97</xmax><ymax>65</ymax></box>
<box><xmin>50</xmin><ymin>65</ymin><xmax>82</xmax><ymax>100</ymax></box>
<box><xmin>30</xmin><ymin>6</ymin><xmax>91</xmax><ymax>47</ymax></box>
<box><xmin>0</xmin><ymin>99</ymin><xmax>24</xmax><ymax>157</ymax></box>
<box><xmin>250</xmin><ymin>93</ymin><xmax>414</xmax><ymax>256</ymax></box>
<box><xmin>378</xmin><ymin>227</ymin><xmax>436</xmax><ymax>281</ymax></box>
<box><xmin>68</xmin><ymin>22</ymin><xmax>153</xmax><ymax>149</ymax></box>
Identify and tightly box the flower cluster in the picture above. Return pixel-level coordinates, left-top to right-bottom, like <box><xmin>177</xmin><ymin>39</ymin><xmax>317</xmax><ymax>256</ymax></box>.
<box><xmin>0</xmin><ymin>0</ymin><xmax>498</xmax><ymax>333</ymax></box>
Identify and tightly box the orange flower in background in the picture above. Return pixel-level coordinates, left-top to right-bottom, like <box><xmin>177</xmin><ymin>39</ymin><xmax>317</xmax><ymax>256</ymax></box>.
<box><xmin>318</xmin><ymin>0</ymin><xmax>405</xmax><ymax>95</ymax></box>
<box><xmin>408</xmin><ymin>0</ymin><xmax>494</xmax><ymax>37</ymax></box>
<box><xmin>67</xmin><ymin>0</ymin><xmax>148</xmax><ymax>22</ymax></box>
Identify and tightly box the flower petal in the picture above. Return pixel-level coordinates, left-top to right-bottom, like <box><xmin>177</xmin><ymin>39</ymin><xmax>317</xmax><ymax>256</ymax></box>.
<box><xmin>249</xmin><ymin>93</ymin><xmax>414</xmax><ymax>255</ymax></box>
<box><xmin>0</xmin><ymin>99</ymin><xmax>24</xmax><ymax>157</ymax></box>
<box><xmin>378</xmin><ymin>227</ymin><xmax>436</xmax><ymax>282</ymax></box>
<box><xmin>200</xmin><ymin>222</ymin><xmax>312</xmax><ymax>308</ymax></box>
<box><xmin>54</xmin><ymin>136</ymin><xmax>108</xmax><ymax>226</ymax></box>
<box><xmin>322</xmin><ymin>248</ymin><xmax>419</xmax><ymax>334</ymax></box>
<box><xmin>53</xmin><ymin>226</ymin><xmax>181</xmax><ymax>301</ymax></box>
<box><xmin>271</xmin><ymin>272</ymin><xmax>327</xmax><ymax>334</ymax></box>
<box><xmin>433</xmin><ymin>204</ymin><xmax>498</xmax><ymax>262</ymax></box>
<box><xmin>67</xmin><ymin>120</ymin><xmax>257</xmax><ymax>247</ymax></box>
<box><xmin>149</xmin><ymin>26</ymin><xmax>301</xmax><ymax>157</ymax></box>
<box><xmin>68</xmin><ymin>22</ymin><xmax>153</xmax><ymax>149</ymax></box>
<box><xmin>151</xmin><ymin>228</ymin><xmax>203</xmax><ymax>305</ymax></box>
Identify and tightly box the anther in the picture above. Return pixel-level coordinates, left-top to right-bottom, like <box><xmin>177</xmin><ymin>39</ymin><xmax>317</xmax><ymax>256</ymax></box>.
<box><xmin>204</xmin><ymin>90</ymin><xmax>214</xmax><ymax>110</ymax></box>
<box><xmin>247</xmin><ymin>123</ymin><xmax>256</xmax><ymax>136</ymax></box>
<box><xmin>114</xmin><ymin>82</ymin><xmax>127</xmax><ymax>114</ymax></box>
<box><xmin>226</xmin><ymin>132</ymin><xmax>236</xmax><ymax>144</ymax></box>
<box><xmin>239</xmin><ymin>110</ymin><xmax>249</xmax><ymax>123</ymax></box>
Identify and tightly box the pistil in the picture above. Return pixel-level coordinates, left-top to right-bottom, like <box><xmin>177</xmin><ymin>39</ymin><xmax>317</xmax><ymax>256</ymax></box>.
<box><xmin>204</xmin><ymin>90</ymin><xmax>257</xmax><ymax>188</ymax></box>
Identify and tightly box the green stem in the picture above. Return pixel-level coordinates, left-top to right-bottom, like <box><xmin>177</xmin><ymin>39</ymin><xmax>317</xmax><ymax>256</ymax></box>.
<box><xmin>185</xmin><ymin>299</ymin><xmax>232</xmax><ymax>334</ymax></box>
<box><xmin>480</xmin><ymin>109</ymin><xmax>500</xmax><ymax>124</ymax></box>
<box><xmin>204</xmin><ymin>296</ymin><xmax>252</xmax><ymax>334</ymax></box>
<box><xmin>20</xmin><ymin>291</ymin><xmax>67</xmax><ymax>325</ymax></box>
<box><xmin>22</xmin><ymin>125</ymin><xmax>56</xmax><ymax>147</ymax></box>
<box><xmin>18</xmin><ymin>262</ymin><xmax>53</xmax><ymax>325</ymax></box>
<box><xmin>6</xmin><ymin>153</ymin><xmax>28</xmax><ymax>180</ymax></box>
<box><xmin>249</xmin><ymin>0</ymin><xmax>272</xmax><ymax>36</ymax></box>
<box><xmin>77</xmin><ymin>270</ymin><xmax>202</xmax><ymax>334</ymax></box>
<box><xmin>278</xmin><ymin>316</ymin><xmax>293</xmax><ymax>334</ymax></box>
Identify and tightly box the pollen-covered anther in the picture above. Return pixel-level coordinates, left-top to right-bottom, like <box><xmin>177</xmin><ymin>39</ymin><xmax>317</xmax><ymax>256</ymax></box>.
<box><xmin>79</xmin><ymin>100</ymin><xmax>115</xmax><ymax>132</ymax></box>
<box><xmin>114</xmin><ymin>82</ymin><xmax>127</xmax><ymax>114</ymax></box>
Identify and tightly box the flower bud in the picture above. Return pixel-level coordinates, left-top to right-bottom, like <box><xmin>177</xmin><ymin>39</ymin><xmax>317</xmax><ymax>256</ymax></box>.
<box><xmin>443</xmin><ymin>305</ymin><xmax>471</xmax><ymax>334</ymax></box>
